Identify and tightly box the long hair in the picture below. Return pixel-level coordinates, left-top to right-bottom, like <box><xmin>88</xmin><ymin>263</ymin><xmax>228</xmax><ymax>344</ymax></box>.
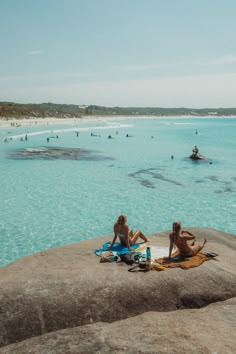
<box><xmin>117</xmin><ymin>214</ymin><xmax>127</xmax><ymax>225</ymax></box>
<box><xmin>172</xmin><ymin>221</ymin><xmax>181</xmax><ymax>242</ymax></box>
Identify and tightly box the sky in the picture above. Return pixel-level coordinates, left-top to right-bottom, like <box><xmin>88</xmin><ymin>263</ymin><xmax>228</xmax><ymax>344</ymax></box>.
<box><xmin>0</xmin><ymin>0</ymin><xmax>236</xmax><ymax>108</ymax></box>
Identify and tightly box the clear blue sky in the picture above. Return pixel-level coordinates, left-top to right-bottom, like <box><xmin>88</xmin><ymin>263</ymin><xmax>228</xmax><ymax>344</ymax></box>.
<box><xmin>1</xmin><ymin>0</ymin><xmax>236</xmax><ymax>107</ymax></box>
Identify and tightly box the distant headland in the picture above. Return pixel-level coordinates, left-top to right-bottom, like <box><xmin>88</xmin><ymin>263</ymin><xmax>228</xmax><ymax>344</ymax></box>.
<box><xmin>1</xmin><ymin>101</ymin><xmax>236</xmax><ymax>119</ymax></box>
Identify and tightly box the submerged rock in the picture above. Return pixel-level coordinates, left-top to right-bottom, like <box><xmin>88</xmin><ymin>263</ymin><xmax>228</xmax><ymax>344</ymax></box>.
<box><xmin>0</xmin><ymin>228</ymin><xmax>235</xmax><ymax>353</ymax></box>
<box><xmin>189</xmin><ymin>153</ymin><xmax>208</xmax><ymax>160</ymax></box>
<box><xmin>7</xmin><ymin>146</ymin><xmax>114</xmax><ymax>161</ymax></box>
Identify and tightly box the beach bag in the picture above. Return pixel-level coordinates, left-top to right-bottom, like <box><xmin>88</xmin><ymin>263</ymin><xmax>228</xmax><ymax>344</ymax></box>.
<box><xmin>119</xmin><ymin>252</ymin><xmax>141</xmax><ymax>265</ymax></box>
<box><xmin>100</xmin><ymin>251</ymin><xmax>118</xmax><ymax>263</ymax></box>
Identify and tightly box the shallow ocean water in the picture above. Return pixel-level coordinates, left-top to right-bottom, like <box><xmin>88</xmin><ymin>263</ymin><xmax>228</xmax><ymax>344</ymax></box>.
<box><xmin>0</xmin><ymin>117</ymin><xmax>236</xmax><ymax>267</ymax></box>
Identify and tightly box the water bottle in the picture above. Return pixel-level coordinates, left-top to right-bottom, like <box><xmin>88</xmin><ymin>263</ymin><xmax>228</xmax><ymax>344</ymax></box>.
<box><xmin>146</xmin><ymin>246</ymin><xmax>151</xmax><ymax>270</ymax></box>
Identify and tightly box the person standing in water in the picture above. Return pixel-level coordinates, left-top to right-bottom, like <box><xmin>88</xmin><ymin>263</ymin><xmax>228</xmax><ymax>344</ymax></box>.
<box><xmin>168</xmin><ymin>221</ymin><xmax>207</xmax><ymax>258</ymax></box>
<box><xmin>192</xmin><ymin>145</ymin><xmax>199</xmax><ymax>156</ymax></box>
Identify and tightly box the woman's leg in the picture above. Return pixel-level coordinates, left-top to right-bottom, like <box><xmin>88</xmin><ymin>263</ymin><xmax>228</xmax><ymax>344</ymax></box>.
<box><xmin>128</xmin><ymin>229</ymin><xmax>134</xmax><ymax>238</ymax></box>
<box><xmin>191</xmin><ymin>239</ymin><xmax>207</xmax><ymax>256</ymax></box>
<box><xmin>130</xmin><ymin>230</ymin><xmax>149</xmax><ymax>245</ymax></box>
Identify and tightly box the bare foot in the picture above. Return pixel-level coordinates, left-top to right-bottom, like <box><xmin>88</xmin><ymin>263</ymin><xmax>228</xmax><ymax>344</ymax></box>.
<box><xmin>141</xmin><ymin>239</ymin><xmax>149</xmax><ymax>244</ymax></box>
<box><xmin>139</xmin><ymin>232</ymin><xmax>149</xmax><ymax>243</ymax></box>
<box><xmin>203</xmin><ymin>238</ymin><xmax>207</xmax><ymax>245</ymax></box>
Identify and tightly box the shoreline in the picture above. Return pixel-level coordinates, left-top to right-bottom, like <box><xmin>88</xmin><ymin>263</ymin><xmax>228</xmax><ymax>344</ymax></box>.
<box><xmin>1</xmin><ymin>114</ymin><xmax>236</xmax><ymax>129</ymax></box>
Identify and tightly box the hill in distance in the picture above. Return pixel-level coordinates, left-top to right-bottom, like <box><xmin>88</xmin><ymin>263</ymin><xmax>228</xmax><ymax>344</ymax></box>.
<box><xmin>1</xmin><ymin>102</ymin><xmax>236</xmax><ymax>119</ymax></box>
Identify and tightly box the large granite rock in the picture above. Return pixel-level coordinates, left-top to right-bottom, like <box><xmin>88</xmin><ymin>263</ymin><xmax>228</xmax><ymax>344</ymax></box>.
<box><xmin>0</xmin><ymin>228</ymin><xmax>235</xmax><ymax>353</ymax></box>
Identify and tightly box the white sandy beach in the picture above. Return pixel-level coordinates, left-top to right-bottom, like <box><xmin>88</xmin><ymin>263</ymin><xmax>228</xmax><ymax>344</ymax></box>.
<box><xmin>1</xmin><ymin>114</ymin><xmax>236</xmax><ymax>130</ymax></box>
<box><xmin>0</xmin><ymin>117</ymin><xmax>85</xmax><ymax>129</ymax></box>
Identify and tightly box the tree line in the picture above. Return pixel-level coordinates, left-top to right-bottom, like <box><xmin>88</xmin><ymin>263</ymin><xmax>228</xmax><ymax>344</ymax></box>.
<box><xmin>1</xmin><ymin>102</ymin><xmax>236</xmax><ymax>118</ymax></box>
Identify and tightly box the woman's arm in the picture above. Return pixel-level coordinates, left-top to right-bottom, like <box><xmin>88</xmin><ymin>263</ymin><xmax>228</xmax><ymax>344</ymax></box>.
<box><xmin>124</xmin><ymin>225</ymin><xmax>132</xmax><ymax>250</ymax></box>
<box><xmin>182</xmin><ymin>229</ymin><xmax>194</xmax><ymax>236</ymax></box>
<box><xmin>109</xmin><ymin>235</ymin><xmax>117</xmax><ymax>248</ymax></box>
<box><xmin>107</xmin><ymin>225</ymin><xmax>118</xmax><ymax>248</ymax></box>
<box><xmin>181</xmin><ymin>230</ymin><xmax>195</xmax><ymax>240</ymax></box>
<box><xmin>168</xmin><ymin>233</ymin><xmax>174</xmax><ymax>258</ymax></box>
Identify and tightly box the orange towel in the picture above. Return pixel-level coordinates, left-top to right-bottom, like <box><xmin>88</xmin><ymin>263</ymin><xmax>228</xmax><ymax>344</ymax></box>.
<box><xmin>153</xmin><ymin>252</ymin><xmax>216</xmax><ymax>270</ymax></box>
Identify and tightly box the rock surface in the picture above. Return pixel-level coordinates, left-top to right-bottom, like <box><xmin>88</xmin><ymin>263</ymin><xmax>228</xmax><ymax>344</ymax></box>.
<box><xmin>0</xmin><ymin>228</ymin><xmax>235</xmax><ymax>353</ymax></box>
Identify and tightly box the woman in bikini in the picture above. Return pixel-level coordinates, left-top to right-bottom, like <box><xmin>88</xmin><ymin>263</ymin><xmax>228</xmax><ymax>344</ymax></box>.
<box><xmin>108</xmin><ymin>214</ymin><xmax>149</xmax><ymax>251</ymax></box>
<box><xmin>168</xmin><ymin>221</ymin><xmax>207</xmax><ymax>258</ymax></box>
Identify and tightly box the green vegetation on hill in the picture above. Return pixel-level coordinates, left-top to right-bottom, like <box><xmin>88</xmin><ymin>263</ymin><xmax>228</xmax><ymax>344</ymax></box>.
<box><xmin>1</xmin><ymin>102</ymin><xmax>236</xmax><ymax>119</ymax></box>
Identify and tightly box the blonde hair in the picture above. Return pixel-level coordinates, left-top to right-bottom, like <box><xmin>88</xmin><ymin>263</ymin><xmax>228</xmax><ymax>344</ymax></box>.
<box><xmin>172</xmin><ymin>221</ymin><xmax>181</xmax><ymax>233</ymax></box>
<box><xmin>172</xmin><ymin>221</ymin><xmax>181</xmax><ymax>242</ymax></box>
<box><xmin>117</xmin><ymin>214</ymin><xmax>127</xmax><ymax>225</ymax></box>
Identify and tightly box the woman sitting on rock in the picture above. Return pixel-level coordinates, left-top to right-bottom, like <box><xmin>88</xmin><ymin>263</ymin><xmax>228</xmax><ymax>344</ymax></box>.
<box><xmin>107</xmin><ymin>214</ymin><xmax>149</xmax><ymax>251</ymax></box>
<box><xmin>168</xmin><ymin>221</ymin><xmax>207</xmax><ymax>258</ymax></box>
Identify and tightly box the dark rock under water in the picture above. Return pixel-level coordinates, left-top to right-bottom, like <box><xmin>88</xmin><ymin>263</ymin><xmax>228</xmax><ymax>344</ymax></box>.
<box><xmin>128</xmin><ymin>167</ymin><xmax>184</xmax><ymax>189</ymax></box>
<box><xmin>7</xmin><ymin>146</ymin><xmax>114</xmax><ymax>161</ymax></box>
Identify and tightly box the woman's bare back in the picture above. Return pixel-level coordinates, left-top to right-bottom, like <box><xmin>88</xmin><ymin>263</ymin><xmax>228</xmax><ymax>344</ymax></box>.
<box><xmin>170</xmin><ymin>232</ymin><xmax>192</xmax><ymax>254</ymax></box>
<box><xmin>170</xmin><ymin>232</ymin><xmax>207</xmax><ymax>256</ymax></box>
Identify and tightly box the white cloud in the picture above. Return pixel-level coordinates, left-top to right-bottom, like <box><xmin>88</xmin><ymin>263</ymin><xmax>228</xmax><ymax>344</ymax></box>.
<box><xmin>70</xmin><ymin>72</ymin><xmax>236</xmax><ymax>107</ymax></box>
<box><xmin>27</xmin><ymin>50</ymin><xmax>43</xmax><ymax>56</ymax></box>
<box><xmin>112</xmin><ymin>63</ymin><xmax>162</xmax><ymax>72</ymax></box>
<box><xmin>197</xmin><ymin>55</ymin><xmax>236</xmax><ymax>66</ymax></box>
<box><xmin>112</xmin><ymin>55</ymin><xmax>236</xmax><ymax>73</ymax></box>
<box><xmin>1</xmin><ymin>72</ymin><xmax>236</xmax><ymax>108</ymax></box>
<box><xmin>0</xmin><ymin>72</ymin><xmax>91</xmax><ymax>82</ymax></box>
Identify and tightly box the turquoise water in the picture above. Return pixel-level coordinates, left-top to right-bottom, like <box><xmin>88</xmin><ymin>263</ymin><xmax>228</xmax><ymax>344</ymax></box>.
<box><xmin>0</xmin><ymin>117</ymin><xmax>236</xmax><ymax>267</ymax></box>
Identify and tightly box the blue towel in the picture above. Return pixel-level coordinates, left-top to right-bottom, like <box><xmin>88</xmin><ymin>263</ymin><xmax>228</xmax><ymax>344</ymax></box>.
<box><xmin>94</xmin><ymin>241</ymin><xmax>140</xmax><ymax>257</ymax></box>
